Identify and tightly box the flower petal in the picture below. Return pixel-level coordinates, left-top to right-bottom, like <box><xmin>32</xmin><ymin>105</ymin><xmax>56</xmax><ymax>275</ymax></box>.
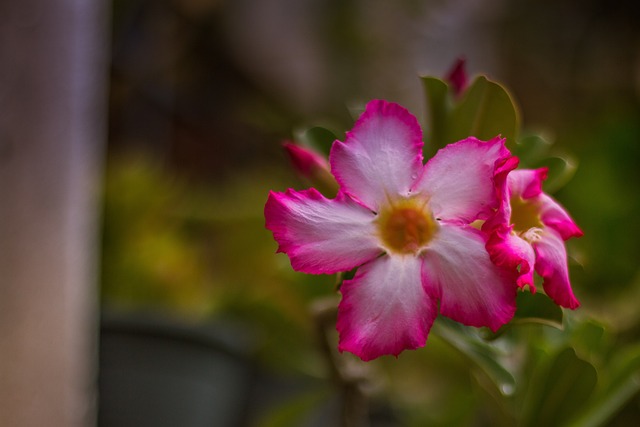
<box><xmin>422</xmin><ymin>224</ymin><xmax>517</xmax><ymax>331</ymax></box>
<box><xmin>482</xmin><ymin>155</ymin><xmax>519</xmax><ymax>232</ymax></box>
<box><xmin>412</xmin><ymin>136</ymin><xmax>512</xmax><ymax>223</ymax></box>
<box><xmin>486</xmin><ymin>226</ymin><xmax>536</xmax><ymax>290</ymax></box>
<box><xmin>337</xmin><ymin>255</ymin><xmax>437</xmax><ymax>361</ymax></box>
<box><xmin>330</xmin><ymin>100</ymin><xmax>424</xmax><ymax>210</ymax></box>
<box><xmin>508</xmin><ymin>168</ymin><xmax>547</xmax><ymax>199</ymax></box>
<box><xmin>533</xmin><ymin>228</ymin><xmax>580</xmax><ymax>309</ymax></box>
<box><xmin>538</xmin><ymin>193</ymin><xmax>584</xmax><ymax>240</ymax></box>
<box><xmin>265</xmin><ymin>188</ymin><xmax>380</xmax><ymax>274</ymax></box>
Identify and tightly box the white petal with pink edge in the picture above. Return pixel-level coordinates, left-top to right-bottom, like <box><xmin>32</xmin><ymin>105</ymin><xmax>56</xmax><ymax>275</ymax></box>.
<box><xmin>533</xmin><ymin>228</ymin><xmax>580</xmax><ymax>309</ymax></box>
<box><xmin>412</xmin><ymin>136</ymin><xmax>511</xmax><ymax>223</ymax></box>
<box><xmin>330</xmin><ymin>100</ymin><xmax>424</xmax><ymax>211</ymax></box>
<box><xmin>337</xmin><ymin>255</ymin><xmax>437</xmax><ymax>361</ymax></box>
<box><xmin>422</xmin><ymin>224</ymin><xmax>517</xmax><ymax>331</ymax></box>
<box><xmin>264</xmin><ymin>189</ymin><xmax>381</xmax><ymax>274</ymax></box>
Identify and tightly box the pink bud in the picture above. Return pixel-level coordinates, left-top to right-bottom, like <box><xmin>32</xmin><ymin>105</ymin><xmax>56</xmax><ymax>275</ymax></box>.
<box><xmin>283</xmin><ymin>142</ymin><xmax>338</xmax><ymax>195</ymax></box>
<box><xmin>283</xmin><ymin>142</ymin><xmax>329</xmax><ymax>176</ymax></box>
<box><xmin>445</xmin><ymin>57</ymin><xmax>468</xmax><ymax>98</ymax></box>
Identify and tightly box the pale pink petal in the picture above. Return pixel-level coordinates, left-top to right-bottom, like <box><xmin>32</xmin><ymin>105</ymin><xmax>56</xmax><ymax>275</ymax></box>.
<box><xmin>330</xmin><ymin>100</ymin><xmax>424</xmax><ymax>210</ymax></box>
<box><xmin>422</xmin><ymin>224</ymin><xmax>517</xmax><ymax>331</ymax></box>
<box><xmin>265</xmin><ymin>189</ymin><xmax>380</xmax><ymax>274</ymax></box>
<box><xmin>486</xmin><ymin>226</ymin><xmax>536</xmax><ymax>290</ymax></box>
<box><xmin>412</xmin><ymin>136</ymin><xmax>512</xmax><ymax>223</ymax></box>
<box><xmin>538</xmin><ymin>193</ymin><xmax>584</xmax><ymax>240</ymax></box>
<box><xmin>533</xmin><ymin>228</ymin><xmax>580</xmax><ymax>309</ymax></box>
<box><xmin>508</xmin><ymin>168</ymin><xmax>547</xmax><ymax>199</ymax></box>
<box><xmin>337</xmin><ymin>255</ymin><xmax>437</xmax><ymax>361</ymax></box>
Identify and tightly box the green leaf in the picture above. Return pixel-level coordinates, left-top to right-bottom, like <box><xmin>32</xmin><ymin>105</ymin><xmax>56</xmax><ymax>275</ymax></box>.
<box><xmin>433</xmin><ymin>317</ymin><xmax>516</xmax><ymax>395</ymax></box>
<box><xmin>569</xmin><ymin>319</ymin><xmax>608</xmax><ymax>361</ymax></box>
<box><xmin>536</xmin><ymin>154</ymin><xmax>578</xmax><ymax>194</ymax></box>
<box><xmin>567</xmin><ymin>380</ymin><xmax>640</xmax><ymax>427</ymax></box>
<box><xmin>608</xmin><ymin>344</ymin><xmax>640</xmax><ymax>392</ymax></box>
<box><xmin>513</xmin><ymin>291</ymin><xmax>564</xmax><ymax>327</ymax></box>
<box><xmin>512</xmin><ymin>134</ymin><xmax>578</xmax><ymax>193</ymax></box>
<box><xmin>295</xmin><ymin>126</ymin><xmax>338</xmax><ymax>157</ymax></box>
<box><xmin>482</xmin><ymin>292</ymin><xmax>563</xmax><ymax>341</ymax></box>
<box><xmin>566</xmin><ymin>345</ymin><xmax>640</xmax><ymax>427</ymax></box>
<box><xmin>521</xmin><ymin>347</ymin><xmax>597</xmax><ymax>427</ymax></box>
<box><xmin>512</xmin><ymin>134</ymin><xmax>553</xmax><ymax>167</ymax></box>
<box><xmin>421</xmin><ymin>76</ymin><xmax>450</xmax><ymax>153</ymax></box>
<box><xmin>447</xmin><ymin>76</ymin><xmax>520</xmax><ymax>148</ymax></box>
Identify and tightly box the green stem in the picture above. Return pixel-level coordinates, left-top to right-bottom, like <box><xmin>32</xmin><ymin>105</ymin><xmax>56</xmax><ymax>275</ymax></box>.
<box><xmin>311</xmin><ymin>296</ymin><xmax>369</xmax><ymax>427</ymax></box>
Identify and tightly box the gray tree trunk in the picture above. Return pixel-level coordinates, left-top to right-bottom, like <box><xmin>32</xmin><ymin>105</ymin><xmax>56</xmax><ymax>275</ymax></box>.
<box><xmin>0</xmin><ymin>1</ymin><xmax>108</xmax><ymax>425</ymax></box>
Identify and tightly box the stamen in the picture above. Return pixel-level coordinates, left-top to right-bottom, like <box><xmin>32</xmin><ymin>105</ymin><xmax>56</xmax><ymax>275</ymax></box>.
<box><xmin>510</xmin><ymin>196</ymin><xmax>543</xmax><ymax>236</ymax></box>
<box><xmin>376</xmin><ymin>197</ymin><xmax>437</xmax><ymax>254</ymax></box>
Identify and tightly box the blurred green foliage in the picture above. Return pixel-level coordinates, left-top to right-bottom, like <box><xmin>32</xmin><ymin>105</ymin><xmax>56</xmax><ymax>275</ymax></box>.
<box><xmin>100</xmin><ymin>154</ymin><xmax>340</xmax><ymax>373</ymax></box>
<box><xmin>422</xmin><ymin>75</ymin><xmax>520</xmax><ymax>153</ymax></box>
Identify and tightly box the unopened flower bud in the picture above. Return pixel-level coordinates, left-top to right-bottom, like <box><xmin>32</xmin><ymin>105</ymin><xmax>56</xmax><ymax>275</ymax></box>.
<box><xmin>283</xmin><ymin>142</ymin><xmax>338</xmax><ymax>196</ymax></box>
<box><xmin>445</xmin><ymin>57</ymin><xmax>469</xmax><ymax>98</ymax></box>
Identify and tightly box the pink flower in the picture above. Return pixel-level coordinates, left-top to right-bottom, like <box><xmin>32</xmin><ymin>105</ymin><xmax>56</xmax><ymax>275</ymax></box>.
<box><xmin>265</xmin><ymin>100</ymin><xmax>518</xmax><ymax>361</ymax></box>
<box><xmin>484</xmin><ymin>166</ymin><xmax>583</xmax><ymax>309</ymax></box>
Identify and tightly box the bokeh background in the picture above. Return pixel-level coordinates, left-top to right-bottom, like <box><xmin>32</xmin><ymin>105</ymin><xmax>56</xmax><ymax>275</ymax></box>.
<box><xmin>99</xmin><ymin>0</ymin><xmax>640</xmax><ymax>425</ymax></box>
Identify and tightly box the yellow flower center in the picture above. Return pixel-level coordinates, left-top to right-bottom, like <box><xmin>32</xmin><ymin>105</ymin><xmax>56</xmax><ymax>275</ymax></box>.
<box><xmin>376</xmin><ymin>198</ymin><xmax>437</xmax><ymax>255</ymax></box>
<box><xmin>510</xmin><ymin>196</ymin><xmax>543</xmax><ymax>235</ymax></box>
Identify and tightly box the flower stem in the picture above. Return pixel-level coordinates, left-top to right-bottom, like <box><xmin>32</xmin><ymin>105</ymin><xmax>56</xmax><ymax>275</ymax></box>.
<box><xmin>311</xmin><ymin>296</ymin><xmax>369</xmax><ymax>427</ymax></box>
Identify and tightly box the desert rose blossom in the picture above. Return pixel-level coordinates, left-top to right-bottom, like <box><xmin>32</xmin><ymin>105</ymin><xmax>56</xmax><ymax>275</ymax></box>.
<box><xmin>484</xmin><ymin>166</ymin><xmax>583</xmax><ymax>309</ymax></box>
<box><xmin>265</xmin><ymin>100</ymin><xmax>518</xmax><ymax>361</ymax></box>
